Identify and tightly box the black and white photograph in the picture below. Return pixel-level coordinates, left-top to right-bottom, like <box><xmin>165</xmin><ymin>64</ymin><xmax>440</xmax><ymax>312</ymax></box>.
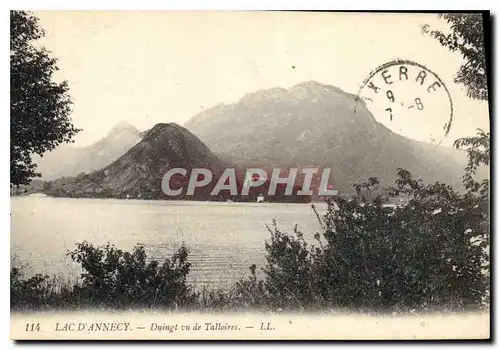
<box><xmin>9</xmin><ymin>10</ymin><xmax>491</xmax><ymax>340</ymax></box>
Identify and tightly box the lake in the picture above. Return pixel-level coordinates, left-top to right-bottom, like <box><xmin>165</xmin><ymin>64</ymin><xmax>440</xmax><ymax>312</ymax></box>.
<box><xmin>10</xmin><ymin>197</ymin><xmax>328</xmax><ymax>289</ymax></box>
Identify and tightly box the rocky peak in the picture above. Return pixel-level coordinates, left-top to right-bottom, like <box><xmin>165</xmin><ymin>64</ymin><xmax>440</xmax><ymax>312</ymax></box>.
<box><xmin>107</xmin><ymin>121</ymin><xmax>140</xmax><ymax>136</ymax></box>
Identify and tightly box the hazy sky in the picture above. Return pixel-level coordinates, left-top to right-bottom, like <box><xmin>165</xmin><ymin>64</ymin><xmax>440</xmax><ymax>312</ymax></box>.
<box><xmin>34</xmin><ymin>11</ymin><xmax>490</xmax><ymax>147</ymax></box>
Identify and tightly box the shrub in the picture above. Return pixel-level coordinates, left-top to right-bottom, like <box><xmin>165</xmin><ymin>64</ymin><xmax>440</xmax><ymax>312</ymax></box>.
<box><xmin>257</xmin><ymin>168</ymin><xmax>489</xmax><ymax>313</ymax></box>
<box><xmin>67</xmin><ymin>242</ymin><xmax>195</xmax><ymax>308</ymax></box>
<box><xmin>261</xmin><ymin>222</ymin><xmax>321</xmax><ymax>310</ymax></box>
<box><xmin>10</xmin><ymin>267</ymin><xmax>51</xmax><ymax>309</ymax></box>
<box><xmin>232</xmin><ymin>264</ymin><xmax>267</xmax><ymax>308</ymax></box>
<box><xmin>195</xmin><ymin>265</ymin><xmax>267</xmax><ymax>311</ymax></box>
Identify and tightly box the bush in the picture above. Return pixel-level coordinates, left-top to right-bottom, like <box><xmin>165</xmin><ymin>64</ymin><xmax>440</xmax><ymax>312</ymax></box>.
<box><xmin>261</xmin><ymin>222</ymin><xmax>321</xmax><ymax>310</ymax></box>
<box><xmin>11</xmin><ymin>267</ymin><xmax>51</xmax><ymax>309</ymax></box>
<box><xmin>257</xmin><ymin>169</ymin><xmax>489</xmax><ymax>313</ymax></box>
<box><xmin>195</xmin><ymin>265</ymin><xmax>267</xmax><ymax>311</ymax></box>
<box><xmin>67</xmin><ymin>242</ymin><xmax>196</xmax><ymax>308</ymax></box>
<box><xmin>232</xmin><ymin>264</ymin><xmax>268</xmax><ymax>308</ymax></box>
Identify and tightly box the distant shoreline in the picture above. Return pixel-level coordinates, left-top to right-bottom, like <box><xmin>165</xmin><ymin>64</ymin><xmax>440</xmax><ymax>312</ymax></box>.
<box><xmin>9</xmin><ymin>193</ymin><xmax>333</xmax><ymax>205</ymax></box>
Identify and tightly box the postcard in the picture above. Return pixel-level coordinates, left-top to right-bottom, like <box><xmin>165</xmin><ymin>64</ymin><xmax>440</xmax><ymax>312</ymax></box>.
<box><xmin>10</xmin><ymin>10</ymin><xmax>491</xmax><ymax>340</ymax></box>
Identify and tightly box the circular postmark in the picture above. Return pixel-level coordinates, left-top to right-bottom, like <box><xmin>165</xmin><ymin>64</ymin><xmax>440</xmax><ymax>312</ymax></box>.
<box><xmin>355</xmin><ymin>59</ymin><xmax>453</xmax><ymax>145</ymax></box>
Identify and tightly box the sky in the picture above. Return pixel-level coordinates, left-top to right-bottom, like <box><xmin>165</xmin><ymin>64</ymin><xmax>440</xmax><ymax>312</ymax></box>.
<box><xmin>33</xmin><ymin>11</ymin><xmax>490</xmax><ymax>147</ymax></box>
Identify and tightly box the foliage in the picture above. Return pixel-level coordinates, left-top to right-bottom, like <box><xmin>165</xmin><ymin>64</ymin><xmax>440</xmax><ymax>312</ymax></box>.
<box><xmin>255</xmin><ymin>168</ymin><xmax>489</xmax><ymax>313</ymax></box>
<box><xmin>10</xmin><ymin>267</ymin><xmax>51</xmax><ymax>309</ymax></box>
<box><xmin>196</xmin><ymin>265</ymin><xmax>268</xmax><ymax>311</ymax></box>
<box><xmin>261</xmin><ymin>222</ymin><xmax>321</xmax><ymax>310</ymax></box>
<box><xmin>424</xmin><ymin>14</ymin><xmax>490</xmax><ymax>193</ymax></box>
<box><xmin>232</xmin><ymin>264</ymin><xmax>267</xmax><ymax>307</ymax></box>
<box><xmin>11</xmin><ymin>243</ymin><xmax>196</xmax><ymax>310</ymax></box>
<box><xmin>422</xmin><ymin>13</ymin><xmax>488</xmax><ymax>100</ymax></box>
<box><xmin>67</xmin><ymin>242</ymin><xmax>195</xmax><ymax>308</ymax></box>
<box><xmin>10</xmin><ymin>11</ymin><xmax>80</xmax><ymax>186</ymax></box>
<box><xmin>453</xmin><ymin>129</ymin><xmax>490</xmax><ymax>195</ymax></box>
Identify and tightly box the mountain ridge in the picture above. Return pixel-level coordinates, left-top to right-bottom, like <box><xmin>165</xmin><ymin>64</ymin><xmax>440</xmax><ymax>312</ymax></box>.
<box><xmin>44</xmin><ymin>123</ymin><xmax>227</xmax><ymax>200</ymax></box>
<box><xmin>34</xmin><ymin>121</ymin><xmax>142</xmax><ymax>180</ymax></box>
<box><xmin>184</xmin><ymin>80</ymin><xmax>471</xmax><ymax>192</ymax></box>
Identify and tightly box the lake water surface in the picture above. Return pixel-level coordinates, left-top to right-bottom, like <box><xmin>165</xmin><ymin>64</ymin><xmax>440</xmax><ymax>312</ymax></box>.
<box><xmin>11</xmin><ymin>197</ymin><xmax>327</xmax><ymax>288</ymax></box>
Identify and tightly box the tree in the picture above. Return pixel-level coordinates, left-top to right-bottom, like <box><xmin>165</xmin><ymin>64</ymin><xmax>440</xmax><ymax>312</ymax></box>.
<box><xmin>422</xmin><ymin>13</ymin><xmax>488</xmax><ymax>100</ymax></box>
<box><xmin>423</xmin><ymin>13</ymin><xmax>490</xmax><ymax>192</ymax></box>
<box><xmin>10</xmin><ymin>11</ymin><xmax>80</xmax><ymax>186</ymax></box>
<box><xmin>454</xmin><ymin>129</ymin><xmax>490</xmax><ymax>194</ymax></box>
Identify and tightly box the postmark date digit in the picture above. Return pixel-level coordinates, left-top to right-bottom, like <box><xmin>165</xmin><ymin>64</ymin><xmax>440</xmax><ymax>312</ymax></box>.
<box><xmin>386</xmin><ymin>90</ymin><xmax>395</xmax><ymax>103</ymax></box>
<box><xmin>414</xmin><ymin>97</ymin><xmax>424</xmax><ymax>110</ymax></box>
<box><xmin>385</xmin><ymin>108</ymin><xmax>393</xmax><ymax>121</ymax></box>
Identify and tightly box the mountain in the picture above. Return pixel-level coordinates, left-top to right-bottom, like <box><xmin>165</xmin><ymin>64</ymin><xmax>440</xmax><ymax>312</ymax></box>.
<box><xmin>184</xmin><ymin>81</ymin><xmax>472</xmax><ymax>193</ymax></box>
<box><xmin>34</xmin><ymin>122</ymin><xmax>142</xmax><ymax>180</ymax></box>
<box><xmin>44</xmin><ymin>123</ymin><xmax>227</xmax><ymax>200</ymax></box>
